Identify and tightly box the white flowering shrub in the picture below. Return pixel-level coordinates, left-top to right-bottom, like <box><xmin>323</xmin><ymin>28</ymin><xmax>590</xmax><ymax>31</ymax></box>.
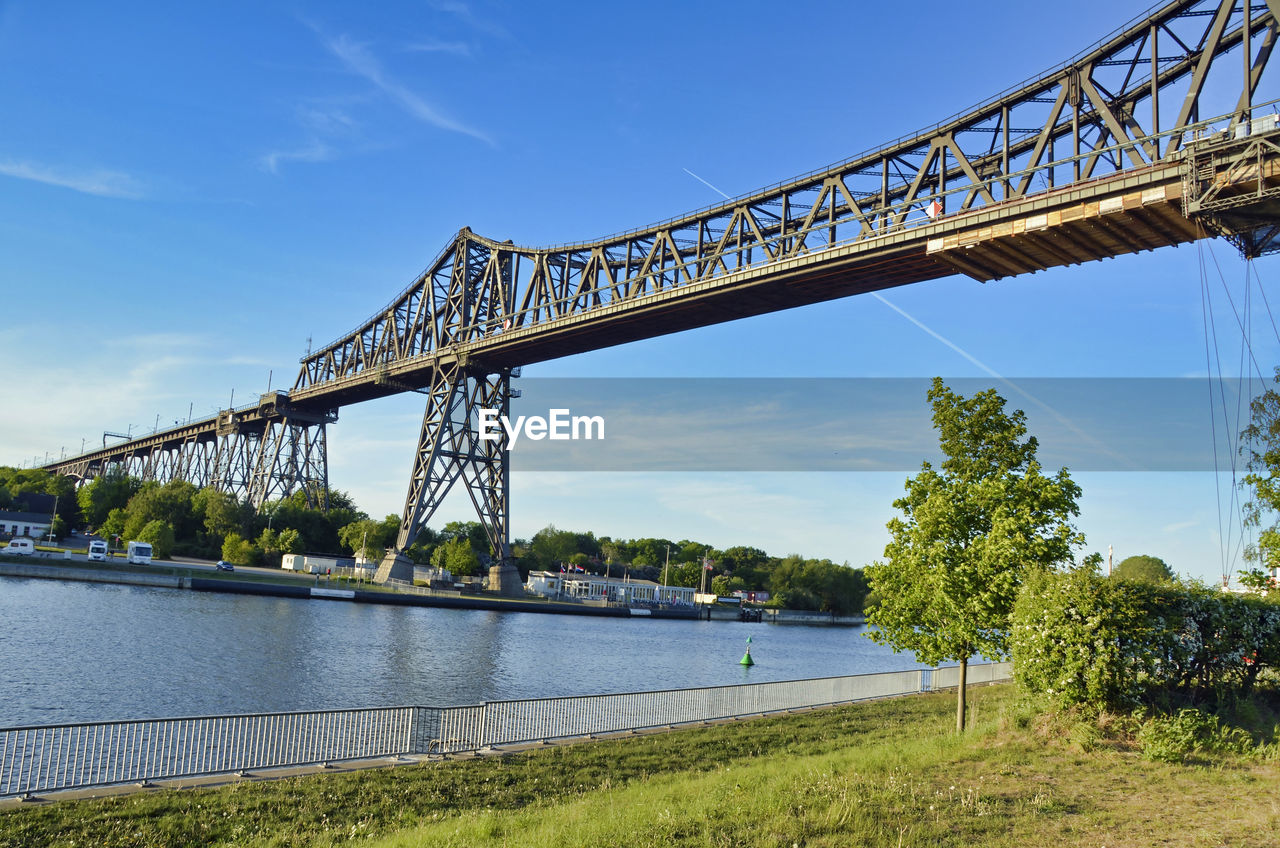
<box><xmin>1011</xmin><ymin>566</ymin><xmax>1151</xmax><ymax>709</ymax></box>
<box><xmin>1012</xmin><ymin>569</ymin><xmax>1280</xmax><ymax>710</ymax></box>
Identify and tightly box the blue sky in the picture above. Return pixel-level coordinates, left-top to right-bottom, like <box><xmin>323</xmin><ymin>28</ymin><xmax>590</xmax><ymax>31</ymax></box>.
<box><xmin>2</xmin><ymin>0</ymin><xmax>1278</xmax><ymax>585</ymax></box>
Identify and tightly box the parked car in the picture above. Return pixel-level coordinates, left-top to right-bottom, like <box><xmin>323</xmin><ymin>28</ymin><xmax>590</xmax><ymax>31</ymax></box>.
<box><xmin>2</xmin><ymin>538</ymin><xmax>35</xmax><ymax>556</ymax></box>
<box><xmin>215</xmin><ymin>560</ymin><xmax>234</xmax><ymax>572</ymax></box>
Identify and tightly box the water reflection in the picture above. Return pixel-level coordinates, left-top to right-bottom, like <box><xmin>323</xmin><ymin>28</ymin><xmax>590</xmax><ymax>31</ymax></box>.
<box><xmin>0</xmin><ymin>577</ymin><xmax>923</xmax><ymax>726</ymax></box>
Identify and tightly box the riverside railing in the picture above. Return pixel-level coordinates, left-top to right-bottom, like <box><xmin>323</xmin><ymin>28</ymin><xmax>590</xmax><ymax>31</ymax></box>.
<box><xmin>1</xmin><ymin>662</ymin><xmax>1011</xmax><ymax>799</ymax></box>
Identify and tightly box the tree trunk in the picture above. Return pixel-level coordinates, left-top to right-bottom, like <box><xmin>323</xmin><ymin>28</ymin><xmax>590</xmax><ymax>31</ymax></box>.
<box><xmin>956</xmin><ymin>656</ymin><xmax>968</xmax><ymax>733</ymax></box>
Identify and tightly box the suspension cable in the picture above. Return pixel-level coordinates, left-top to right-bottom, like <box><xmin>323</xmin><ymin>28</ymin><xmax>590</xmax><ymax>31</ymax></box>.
<box><xmin>1200</xmin><ymin>240</ymin><xmax>1230</xmax><ymax>584</ymax></box>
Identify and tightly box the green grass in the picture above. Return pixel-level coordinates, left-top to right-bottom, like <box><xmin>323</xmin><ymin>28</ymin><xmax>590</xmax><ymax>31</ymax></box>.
<box><xmin>2</xmin><ymin>685</ymin><xmax>1277</xmax><ymax>847</ymax></box>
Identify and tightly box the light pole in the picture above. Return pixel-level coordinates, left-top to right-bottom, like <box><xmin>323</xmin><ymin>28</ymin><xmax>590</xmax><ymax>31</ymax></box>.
<box><xmin>662</xmin><ymin>544</ymin><xmax>670</xmax><ymax>605</ymax></box>
<box><xmin>47</xmin><ymin>495</ymin><xmax>59</xmax><ymax>543</ymax></box>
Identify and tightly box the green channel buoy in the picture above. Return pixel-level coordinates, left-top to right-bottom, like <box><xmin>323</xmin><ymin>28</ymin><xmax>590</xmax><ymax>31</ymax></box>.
<box><xmin>740</xmin><ymin>634</ymin><xmax>754</xmax><ymax>666</ymax></box>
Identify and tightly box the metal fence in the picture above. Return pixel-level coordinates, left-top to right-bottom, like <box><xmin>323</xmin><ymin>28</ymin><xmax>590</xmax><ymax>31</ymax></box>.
<box><xmin>1</xmin><ymin>662</ymin><xmax>1010</xmax><ymax>798</ymax></box>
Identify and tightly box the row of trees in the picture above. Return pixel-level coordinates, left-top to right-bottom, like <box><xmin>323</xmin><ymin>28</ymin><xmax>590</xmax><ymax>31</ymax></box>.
<box><xmin>516</xmin><ymin>525</ymin><xmax>866</xmax><ymax>613</ymax></box>
<box><xmin>2</xmin><ymin>465</ymin><xmax>869</xmax><ymax>612</ymax></box>
<box><xmin>0</xmin><ymin>466</ymin><xmax>78</xmax><ymax>537</ymax></box>
<box><xmin>76</xmin><ymin>476</ymin><xmax>367</xmax><ymax>563</ymax></box>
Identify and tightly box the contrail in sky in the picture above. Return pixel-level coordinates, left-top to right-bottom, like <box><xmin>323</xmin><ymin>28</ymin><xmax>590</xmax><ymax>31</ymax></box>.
<box><xmin>682</xmin><ymin>166</ymin><xmax>1129</xmax><ymax>467</ymax></box>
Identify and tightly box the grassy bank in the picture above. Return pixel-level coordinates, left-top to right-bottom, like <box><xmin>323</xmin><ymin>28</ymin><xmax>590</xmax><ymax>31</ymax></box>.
<box><xmin>2</xmin><ymin>684</ymin><xmax>1277</xmax><ymax>847</ymax></box>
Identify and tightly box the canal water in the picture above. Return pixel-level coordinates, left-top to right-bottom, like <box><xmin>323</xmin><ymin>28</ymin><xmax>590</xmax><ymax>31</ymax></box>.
<box><xmin>0</xmin><ymin>577</ymin><xmax>925</xmax><ymax>727</ymax></box>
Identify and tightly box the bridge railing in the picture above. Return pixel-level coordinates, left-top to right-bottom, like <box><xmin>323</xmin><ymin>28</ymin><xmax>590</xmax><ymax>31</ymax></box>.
<box><xmin>0</xmin><ymin>662</ymin><xmax>1010</xmax><ymax>798</ymax></box>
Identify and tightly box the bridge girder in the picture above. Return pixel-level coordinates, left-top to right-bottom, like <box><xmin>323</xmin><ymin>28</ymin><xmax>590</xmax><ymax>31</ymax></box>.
<box><xmin>43</xmin><ymin>397</ymin><xmax>335</xmax><ymax>511</ymax></box>
<box><xmin>293</xmin><ymin>0</ymin><xmax>1280</xmax><ymax>399</ymax></box>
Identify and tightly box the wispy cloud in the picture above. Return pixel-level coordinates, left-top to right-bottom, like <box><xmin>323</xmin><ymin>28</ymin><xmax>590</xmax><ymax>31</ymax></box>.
<box><xmin>426</xmin><ymin>0</ymin><xmax>509</xmax><ymax>39</ymax></box>
<box><xmin>405</xmin><ymin>38</ymin><xmax>472</xmax><ymax>57</ymax></box>
<box><xmin>320</xmin><ymin>31</ymin><xmax>494</xmax><ymax>146</ymax></box>
<box><xmin>296</xmin><ymin>105</ymin><xmax>358</xmax><ymax>134</ymax></box>
<box><xmin>0</xmin><ymin>158</ymin><xmax>145</xmax><ymax>199</ymax></box>
<box><xmin>258</xmin><ymin>140</ymin><xmax>335</xmax><ymax>174</ymax></box>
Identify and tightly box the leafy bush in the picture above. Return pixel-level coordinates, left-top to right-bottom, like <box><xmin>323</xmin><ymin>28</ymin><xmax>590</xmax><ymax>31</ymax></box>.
<box><xmin>1011</xmin><ymin>566</ymin><xmax>1151</xmax><ymax>710</ymax></box>
<box><xmin>221</xmin><ymin>532</ymin><xmax>261</xmax><ymax>566</ymax></box>
<box><xmin>1013</xmin><ymin>567</ymin><xmax>1280</xmax><ymax>710</ymax></box>
<box><xmin>1137</xmin><ymin>708</ymin><xmax>1254</xmax><ymax>763</ymax></box>
<box><xmin>1142</xmin><ymin>583</ymin><xmax>1280</xmax><ymax>699</ymax></box>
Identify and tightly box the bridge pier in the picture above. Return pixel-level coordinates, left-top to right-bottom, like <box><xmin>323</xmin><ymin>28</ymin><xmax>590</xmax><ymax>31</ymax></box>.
<box><xmin>374</xmin><ymin>551</ymin><xmax>416</xmax><ymax>584</ymax></box>
<box><xmin>394</xmin><ymin>359</ymin><xmax>516</xmax><ymax>590</ymax></box>
<box><xmin>487</xmin><ymin>563</ymin><xmax>525</xmax><ymax>597</ymax></box>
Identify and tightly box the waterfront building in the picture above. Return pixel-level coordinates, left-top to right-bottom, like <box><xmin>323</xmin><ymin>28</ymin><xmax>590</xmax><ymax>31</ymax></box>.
<box><xmin>524</xmin><ymin>570</ymin><xmax>696</xmax><ymax>605</ymax></box>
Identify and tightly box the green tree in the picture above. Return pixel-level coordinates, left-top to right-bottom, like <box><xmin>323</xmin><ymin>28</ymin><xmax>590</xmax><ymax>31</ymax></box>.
<box><xmin>135</xmin><ymin>520</ymin><xmax>176</xmax><ymax>560</ymax></box>
<box><xmin>866</xmin><ymin>378</ymin><xmax>1084</xmax><ymax>732</ymax></box>
<box><xmin>629</xmin><ymin>537</ymin><xmax>675</xmax><ymax>569</ymax></box>
<box><xmin>524</xmin><ymin>525</ymin><xmax>584</xmax><ymax>571</ymax></box>
<box><xmin>121</xmin><ymin>480</ymin><xmax>199</xmax><ymax>543</ymax></box>
<box><xmin>221</xmin><ymin>532</ymin><xmax>259</xmax><ymax>566</ymax></box>
<box><xmin>669</xmin><ymin>560</ymin><xmax>703</xmax><ymax>588</ymax></box>
<box><xmin>338</xmin><ymin>515</ymin><xmax>400</xmax><ymax>561</ymax></box>
<box><xmin>713</xmin><ymin>545</ymin><xmax>773</xmax><ymax>590</ymax></box>
<box><xmin>442</xmin><ymin>521</ymin><xmax>491</xmax><ymax>557</ymax></box>
<box><xmin>265</xmin><ymin>490</ymin><xmax>362</xmax><ymax>554</ymax></box>
<box><xmin>257</xmin><ymin>528</ymin><xmax>282</xmax><ymax>566</ymax></box>
<box><xmin>1238</xmin><ymin>566</ymin><xmax>1280</xmax><ymax>596</ymax></box>
<box><xmin>277</xmin><ymin>527</ymin><xmax>303</xmax><ymax>556</ymax></box>
<box><xmin>100</xmin><ymin>508</ymin><xmax>127</xmax><ymax>547</ymax></box>
<box><xmin>1112</xmin><ymin>554</ymin><xmax>1173</xmax><ymax>584</ymax></box>
<box><xmin>431</xmin><ymin>535</ymin><xmax>480</xmax><ymax>577</ymax></box>
<box><xmin>1242</xmin><ymin>371</ymin><xmax>1280</xmax><ymax>568</ymax></box>
<box><xmin>770</xmin><ymin>556</ymin><xmax>867</xmax><ymax>614</ymax></box>
<box><xmin>404</xmin><ymin>526</ymin><xmax>443</xmax><ymax>566</ymax></box>
<box><xmin>710</xmin><ymin>574</ymin><xmax>732</xmax><ymax>596</ymax></box>
<box><xmin>193</xmin><ymin>487</ymin><xmax>248</xmax><ymax>541</ymax></box>
<box><xmin>76</xmin><ymin>471</ymin><xmax>140</xmax><ymax>529</ymax></box>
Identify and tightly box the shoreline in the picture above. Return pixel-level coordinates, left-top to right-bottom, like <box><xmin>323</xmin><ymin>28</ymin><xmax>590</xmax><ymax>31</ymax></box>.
<box><xmin>0</xmin><ymin>558</ymin><xmax>864</xmax><ymax>624</ymax></box>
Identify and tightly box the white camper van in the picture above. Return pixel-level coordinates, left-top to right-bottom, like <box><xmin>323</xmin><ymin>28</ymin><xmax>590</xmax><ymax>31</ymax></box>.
<box><xmin>126</xmin><ymin>541</ymin><xmax>153</xmax><ymax>565</ymax></box>
<box><xmin>87</xmin><ymin>540</ymin><xmax>108</xmax><ymax>562</ymax></box>
<box><xmin>2</xmin><ymin>538</ymin><xmax>35</xmax><ymax>556</ymax></box>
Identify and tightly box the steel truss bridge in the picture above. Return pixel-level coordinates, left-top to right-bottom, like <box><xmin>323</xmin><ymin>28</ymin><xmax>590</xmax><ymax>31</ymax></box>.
<box><xmin>42</xmin><ymin>0</ymin><xmax>1280</xmax><ymax>591</ymax></box>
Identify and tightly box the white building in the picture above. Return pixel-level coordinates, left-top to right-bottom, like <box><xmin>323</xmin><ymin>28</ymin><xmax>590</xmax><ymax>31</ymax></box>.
<box><xmin>0</xmin><ymin>511</ymin><xmax>52</xmax><ymax>541</ymax></box>
<box><xmin>525</xmin><ymin>570</ymin><xmax>696</xmax><ymax>605</ymax></box>
<box><xmin>281</xmin><ymin>553</ymin><xmax>356</xmax><ymax>574</ymax></box>
<box><xmin>526</xmin><ymin>570</ymin><xmax>565</xmax><ymax>598</ymax></box>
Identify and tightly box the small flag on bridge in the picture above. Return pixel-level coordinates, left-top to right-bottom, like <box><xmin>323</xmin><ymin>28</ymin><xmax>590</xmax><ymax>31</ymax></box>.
<box><xmin>925</xmin><ymin>199</ymin><xmax>943</xmax><ymax>219</ymax></box>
